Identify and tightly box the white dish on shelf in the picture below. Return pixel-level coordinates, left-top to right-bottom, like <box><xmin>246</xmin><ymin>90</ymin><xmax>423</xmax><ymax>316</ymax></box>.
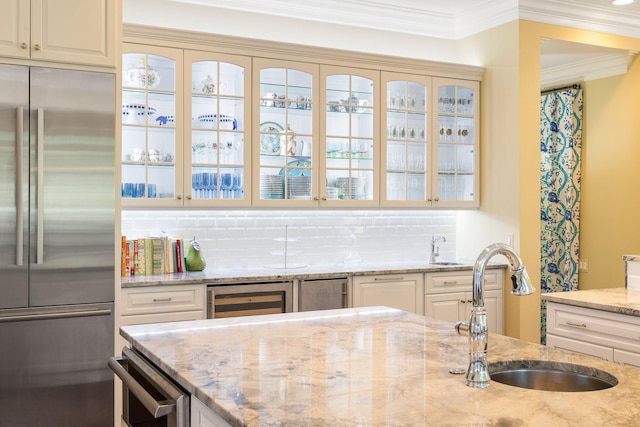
<box><xmin>122</xmin><ymin>104</ymin><xmax>156</xmax><ymax>125</ymax></box>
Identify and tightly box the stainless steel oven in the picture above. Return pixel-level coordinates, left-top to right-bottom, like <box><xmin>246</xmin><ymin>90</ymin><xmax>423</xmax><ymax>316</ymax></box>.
<box><xmin>207</xmin><ymin>281</ymin><xmax>293</xmax><ymax>318</ymax></box>
<box><xmin>109</xmin><ymin>346</ymin><xmax>189</xmax><ymax>427</ymax></box>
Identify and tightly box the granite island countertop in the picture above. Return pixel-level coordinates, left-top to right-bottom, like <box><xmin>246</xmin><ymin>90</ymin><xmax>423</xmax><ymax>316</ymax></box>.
<box><xmin>542</xmin><ymin>288</ymin><xmax>640</xmax><ymax>317</ymax></box>
<box><xmin>121</xmin><ymin>306</ymin><xmax>640</xmax><ymax>426</ymax></box>
<box><xmin>121</xmin><ymin>260</ymin><xmax>506</xmax><ymax>288</ymax></box>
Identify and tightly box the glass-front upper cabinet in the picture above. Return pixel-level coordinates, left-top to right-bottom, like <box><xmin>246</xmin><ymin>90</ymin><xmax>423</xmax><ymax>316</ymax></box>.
<box><xmin>433</xmin><ymin>78</ymin><xmax>479</xmax><ymax>207</ymax></box>
<box><xmin>184</xmin><ymin>51</ymin><xmax>251</xmax><ymax>206</ymax></box>
<box><xmin>381</xmin><ymin>73</ymin><xmax>430</xmax><ymax>206</ymax></box>
<box><xmin>321</xmin><ymin>66</ymin><xmax>379</xmax><ymax>206</ymax></box>
<box><xmin>253</xmin><ymin>59</ymin><xmax>319</xmax><ymax>206</ymax></box>
<box><xmin>121</xmin><ymin>45</ymin><xmax>183</xmax><ymax>207</ymax></box>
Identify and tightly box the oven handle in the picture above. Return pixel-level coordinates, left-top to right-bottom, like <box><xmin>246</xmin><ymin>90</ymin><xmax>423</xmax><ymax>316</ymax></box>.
<box><xmin>108</xmin><ymin>347</ymin><xmax>182</xmax><ymax>419</ymax></box>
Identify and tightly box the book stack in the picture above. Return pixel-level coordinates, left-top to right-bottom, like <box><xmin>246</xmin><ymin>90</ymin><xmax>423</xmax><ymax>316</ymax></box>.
<box><xmin>121</xmin><ymin>236</ymin><xmax>186</xmax><ymax>276</ymax></box>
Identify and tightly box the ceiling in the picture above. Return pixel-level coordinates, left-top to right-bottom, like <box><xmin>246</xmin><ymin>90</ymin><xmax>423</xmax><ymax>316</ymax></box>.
<box><xmin>171</xmin><ymin>0</ymin><xmax>640</xmax><ymax>40</ymax></box>
<box><xmin>159</xmin><ymin>0</ymin><xmax>640</xmax><ymax>86</ymax></box>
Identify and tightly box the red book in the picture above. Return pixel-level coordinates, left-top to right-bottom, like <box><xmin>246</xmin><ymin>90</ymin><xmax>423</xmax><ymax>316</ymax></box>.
<box><xmin>175</xmin><ymin>239</ymin><xmax>184</xmax><ymax>273</ymax></box>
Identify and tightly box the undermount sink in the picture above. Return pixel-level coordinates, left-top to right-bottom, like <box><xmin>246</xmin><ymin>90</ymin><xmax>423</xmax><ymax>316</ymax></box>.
<box><xmin>430</xmin><ymin>261</ymin><xmax>463</xmax><ymax>266</ymax></box>
<box><xmin>488</xmin><ymin>360</ymin><xmax>618</xmax><ymax>392</ymax></box>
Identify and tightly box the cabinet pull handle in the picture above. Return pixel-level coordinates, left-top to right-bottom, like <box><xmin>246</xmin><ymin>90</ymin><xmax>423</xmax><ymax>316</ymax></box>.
<box><xmin>176</xmin><ymin>195</ymin><xmax>182</xmax><ymax>200</ymax></box>
<box><xmin>443</xmin><ymin>281</ymin><xmax>458</xmax><ymax>285</ymax></box>
<box><xmin>20</xmin><ymin>42</ymin><xmax>28</xmax><ymax>50</ymax></box>
<box><xmin>467</xmin><ymin>299</ymin><xmax>473</xmax><ymax>303</ymax></box>
<box><xmin>153</xmin><ymin>297</ymin><xmax>172</xmax><ymax>302</ymax></box>
<box><xmin>321</xmin><ymin>197</ymin><xmax>327</xmax><ymax>201</ymax></box>
<box><xmin>460</xmin><ymin>300</ymin><xmax>466</xmax><ymax>304</ymax></box>
<box><xmin>33</xmin><ymin>44</ymin><xmax>41</xmax><ymax>51</ymax></box>
<box><xmin>374</xmin><ymin>276</ymin><xmax>404</xmax><ymax>281</ymax></box>
<box><xmin>566</xmin><ymin>321</ymin><xmax>587</xmax><ymax>328</ymax></box>
<box><xmin>434</xmin><ymin>197</ymin><xmax>439</xmax><ymax>202</ymax></box>
<box><xmin>186</xmin><ymin>195</ymin><xmax>192</xmax><ymax>200</ymax></box>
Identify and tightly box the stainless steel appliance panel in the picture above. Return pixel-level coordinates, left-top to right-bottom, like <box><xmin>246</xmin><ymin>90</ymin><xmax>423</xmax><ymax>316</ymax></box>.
<box><xmin>0</xmin><ymin>64</ymin><xmax>29</xmax><ymax>309</ymax></box>
<box><xmin>0</xmin><ymin>303</ymin><xmax>114</xmax><ymax>427</ymax></box>
<box><xmin>207</xmin><ymin>282</ymin><xmax>293</xmax><ymax>318</ymax></box>
<box><xmin>109</xmin><ymin>347</ymin><xmax>189</xmax><ymax>427</ymax></box>
<box><xmin>28</xmin><ymin>67</ymin><xmax>115</xmax><ymax>306</ymax></box>
<box><xmin>299</xmin><ymin>278</ymin><xmax>349</xmax><ymax>311</ymax></box>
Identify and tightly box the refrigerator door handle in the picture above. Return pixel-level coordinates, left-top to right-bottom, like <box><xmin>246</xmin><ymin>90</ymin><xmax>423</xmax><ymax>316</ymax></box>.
<box><xmin>36</xmin><ymin>107</ymin><xmax>44</xmax><ymax>265</ymax></box>
<box><xmin>15</xmin><ymin>107</ymin><xmax>23</xmax><ymax>266</ymax></box>
<box><xmin>0</xmin><ymin>308</ymin><xmax>112</xmax><ymax>323</ymax></box>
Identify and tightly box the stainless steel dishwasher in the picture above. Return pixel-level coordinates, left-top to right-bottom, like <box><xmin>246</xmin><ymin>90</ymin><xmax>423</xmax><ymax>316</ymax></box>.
<box><xmin>298</xmin><ymin>278</ymin><xmax>349</xmax><ymax>311</ymax></box>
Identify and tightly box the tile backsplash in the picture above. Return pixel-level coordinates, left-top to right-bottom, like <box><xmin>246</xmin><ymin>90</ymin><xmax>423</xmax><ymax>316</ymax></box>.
<box><xmin>121</xmin><ymin>210</ymin><xmax>457</xmax><ymax>270</ymax></box>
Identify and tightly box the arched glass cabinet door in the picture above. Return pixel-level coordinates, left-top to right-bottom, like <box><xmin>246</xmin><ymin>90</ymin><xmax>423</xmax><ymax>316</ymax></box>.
<box><xmin>381</xmin><ymin>73</ymin><xmax>430</xmax><ymax>206</ymax></box>
<box><xmin>121</xmin><ymin>44</ymin><xmax>182</xmax><ymax>207</ymax></box>
<box><xmin>184</xmin><ymin>51</ymin><xmax>251</xmax><ymax>206</ymax></box>
<box><xmin>253</xmin><ymin>59</ymin><xmax>319</xmax><ymax>206</ymax></box>
<box><xmin>433</xmin><ymin>78</ymin><xmax>479</xmax><ymax>207</ymax></box>
<box><xmin>321</xmin><ymin>66</ymin><xmax>379</xmax><ymax>206</ymax></box>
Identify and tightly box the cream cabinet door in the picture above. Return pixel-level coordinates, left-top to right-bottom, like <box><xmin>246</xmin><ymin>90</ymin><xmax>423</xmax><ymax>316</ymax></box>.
<box><xmin>29</xmin><ymin>0</ymin><xmax>116</xmax><ymax>67</ymax></box>
<box><xmin>381</xmin><ymin>72</ymin><xmax>432</xmax><ymax>206</ymax></box>
<box><xmin>352</xmin><ymin>273</ymin><xmax>423</xmax><ymax>314</ymax></box>
<box><xmin>431</xmin><ymin>78</ymin><xmax>479</xmax><ymax>207</ymax></box>
<box><xmin>0</xmin><ymin>0</ymin><xmax>30</xmax><ymax>60</ymax></box>
<box><xmin>425</xmin><ymin>289</ymin><xmax>503</xmax><ymax>334</ymax></box>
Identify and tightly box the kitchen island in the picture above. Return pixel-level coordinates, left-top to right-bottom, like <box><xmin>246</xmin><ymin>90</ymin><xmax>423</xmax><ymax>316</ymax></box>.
<box><xmin>120</xmin><ymin>306</ymin><xmax>640</xmax><ymax>426</ymax></box>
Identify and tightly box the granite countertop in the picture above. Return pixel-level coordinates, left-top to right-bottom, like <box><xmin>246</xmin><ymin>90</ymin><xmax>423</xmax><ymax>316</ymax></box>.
<box><xmin>121</xmin><ymin>260</ymin><xmax>506</xmax><ymax>288</ymax></box>
<box><xmin>121</xmin><ymin>307</ymin><xmax>640</xmax><ymax>426</ymax></box>
<box><xmin>542</xmin><ymin>288</ymin><xmax>640</xmax><ymax>317</ymax></box>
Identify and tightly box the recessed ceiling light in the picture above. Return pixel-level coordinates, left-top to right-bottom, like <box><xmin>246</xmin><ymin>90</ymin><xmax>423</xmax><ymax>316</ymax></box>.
<box><xmin>612</xmin><ymin>0</ymin><xmax>634</xmax><ymax>5</ymax></box>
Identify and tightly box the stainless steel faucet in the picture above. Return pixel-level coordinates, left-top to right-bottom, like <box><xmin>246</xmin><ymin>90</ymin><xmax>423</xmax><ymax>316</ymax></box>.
<box><xmin>454</xmin><ymin>243</ymin><xmax>535</xmax><ymax>388</ymax></box>
<box><xmin>429</xmin><ymin>235</ymin><xmax>446</xmax><ymax>263</ymax></box>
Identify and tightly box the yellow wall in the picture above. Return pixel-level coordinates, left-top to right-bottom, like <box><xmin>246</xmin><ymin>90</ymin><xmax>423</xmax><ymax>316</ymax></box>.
<box><xmin>580</xmin><ymin>57</ymin><xmax>640</xmax><ymax>290</ymax></box>
<box><xmin>460</xmin><ymin>20</ymin><xmax>640</xmax><ymax>342</ymax></box>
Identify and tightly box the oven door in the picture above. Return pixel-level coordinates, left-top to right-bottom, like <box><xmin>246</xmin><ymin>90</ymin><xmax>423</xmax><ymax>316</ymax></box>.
<box><xmin>109</xmin><ymin>347</ymin><xmax>189</xmax><ymax>427</ymax></box>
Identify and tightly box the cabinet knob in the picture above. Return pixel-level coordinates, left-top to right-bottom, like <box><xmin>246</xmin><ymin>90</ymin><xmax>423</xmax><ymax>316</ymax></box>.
<box><xmin>313</xmin><ymin>197</ymin><xmax>319</xmax><ymax>201</ymax></box>
<box><xmin>177</xmin><ymin>195</ymin><xmax>182</xmax><ymax>200</ymax></box>
<box><xmin>33</xmin><ymin>44</ymin><xmax>41</xmax><ymax>51</ymax></box>
<box><xmin>467</xmin><ymin>299</ymin><xmax>473</xmax><ymax>303</ymax></box>
<box><xmin>460</xmin><ymin>300</ymin><xmax>466</xmax><ymax>304</ymax></box>
<box><xmin>20</xmin><ymin>42</ymin><xmax>28</xmax><ymax>50</ymax></box>
<box><xmin>434</xmin><ymin>197</ymin><xmax>440</xmax><ymax>202</ymax></box>
<box><xmin>321</xmin><ymin>197</ymin><xmax>327</xmax><ymax>201</ymax></box>
<box><xmin>187</xmin><ymin>195</ymin><xmax>192</xmax><ymax>200</ymax></box>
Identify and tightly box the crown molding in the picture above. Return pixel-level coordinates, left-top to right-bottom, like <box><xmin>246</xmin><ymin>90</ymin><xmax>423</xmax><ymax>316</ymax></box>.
<box><xmin>540</xmin><ymin>50</ymin><xmax>638</xmax><ymax>89</ymax></box>
<box><xmin>519</xmin><ymin>0</ymin><xmax>640</xmax><ymax>39</ymax></box>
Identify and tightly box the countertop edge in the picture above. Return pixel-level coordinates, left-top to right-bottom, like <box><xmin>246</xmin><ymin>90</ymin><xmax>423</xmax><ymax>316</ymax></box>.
<box><xmin>121</xmin><ymin>262</ymin><xmax>508</xmax><ymax>288</ymax></box>
<box><xmin>541</xmin><ymin>288</ymin><xmax>640</xmax><ymax>317</ymax></box>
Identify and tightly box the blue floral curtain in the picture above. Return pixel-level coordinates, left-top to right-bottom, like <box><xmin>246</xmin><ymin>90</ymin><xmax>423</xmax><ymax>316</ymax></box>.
<box><xmin>539</xmin><ymin>87</ymin><xmax>583</xmax><ymax>344</ymax></box>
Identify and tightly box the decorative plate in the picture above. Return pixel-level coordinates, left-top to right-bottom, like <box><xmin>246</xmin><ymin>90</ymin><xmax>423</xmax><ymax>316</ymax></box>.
<box><xmin>279</xmin><ymin>160</ymin><xmax>312</xmax><ymax>177</ymax></box>
<box><xmin>260</xmin><ymin>121</ymin><xmax>284</xmax><ymax>155</ymax></box>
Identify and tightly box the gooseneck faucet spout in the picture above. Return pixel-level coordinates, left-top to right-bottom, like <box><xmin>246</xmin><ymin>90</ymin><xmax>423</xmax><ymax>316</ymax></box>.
<box><xmin>455</xmin><ymin>243</ymin><xmax>535</xmax><ymax>388</ymax></box>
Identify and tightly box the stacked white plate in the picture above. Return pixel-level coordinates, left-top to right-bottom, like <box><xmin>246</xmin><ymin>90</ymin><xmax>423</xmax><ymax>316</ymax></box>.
<box><xmin>260</xmin><ymin>175</ymin><xmax>283</xmax><ymax>199</ymax></box>
<box><xmin>335</xmin><ymin>177</ymin><xmax>365</xmax><ymax>199</ymax></box>
<box><xmin>287</xmin><ymin>176</ymin><xmax>312</xmax><ymax>199</ymax></box>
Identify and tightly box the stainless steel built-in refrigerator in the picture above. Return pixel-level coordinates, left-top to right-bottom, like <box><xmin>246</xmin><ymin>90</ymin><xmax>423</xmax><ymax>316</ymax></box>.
<box><xmin>0</xmin><ymin>65</ymin><xmax>115</xmax><ymax>427</ymax></box>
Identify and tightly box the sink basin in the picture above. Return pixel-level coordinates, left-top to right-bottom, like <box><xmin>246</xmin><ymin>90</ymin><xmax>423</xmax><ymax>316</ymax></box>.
<box><xmin>488</xmin><ymin>360</ymin><xmax>618</xmax><ymax>392</ymax></box>
<box><xmin>430</xmin><ymin>261</ymin><xmax>463</xmax><ymax>266</ymax></box>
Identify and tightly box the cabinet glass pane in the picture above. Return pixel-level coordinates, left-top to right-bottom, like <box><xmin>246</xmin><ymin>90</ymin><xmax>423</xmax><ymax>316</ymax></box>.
<box><xmin>436</xmin><ymin>83</ymin><xmax>476</xmax><ymax>203</ymax></box>
<box><xmin>326</xmin><ymin>74</ymin><xmax>375</xmax><ymax>201</ymax></box>
<box><xmin>259</xmin><ymin>67</ymin><xmax>314</xmax><ymax>200</ymax></box>
<box><xmin>122</xmin><ymin>53</ymin><xmax>177</xmax><ymax>201</ymax></box>
<box><xmin>385</xmin><ymin>80</ymin><xmax>427</xmax><ymax>202</ymax></box>
<box><xmin>191</xmin><ymin>60</ymin><xmax>246</xmax><ymax>200</ymax></box>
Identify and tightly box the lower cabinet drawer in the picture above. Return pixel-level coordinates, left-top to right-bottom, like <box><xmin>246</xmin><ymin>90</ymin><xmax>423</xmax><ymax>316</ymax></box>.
<box><xmin>546</xmin><ymin>334</ymin><xmax>613</xmax><ymax>361</ymax></box>
<box><xmin>121</xmin><ymin>285</ymin><xmax>205</xmax><ymax>316</ymax></box>
<box><xmin>425</xmin><ymin>270</ymin><xmax>500</xmax><ymax>294</ymax></box>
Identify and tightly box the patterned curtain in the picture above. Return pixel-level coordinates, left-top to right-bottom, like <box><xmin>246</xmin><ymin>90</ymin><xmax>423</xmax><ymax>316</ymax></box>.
<box><xmin>539</xmin><ymin>87</ymin><xmax>583</xmax><ymax>344</ymax></box>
